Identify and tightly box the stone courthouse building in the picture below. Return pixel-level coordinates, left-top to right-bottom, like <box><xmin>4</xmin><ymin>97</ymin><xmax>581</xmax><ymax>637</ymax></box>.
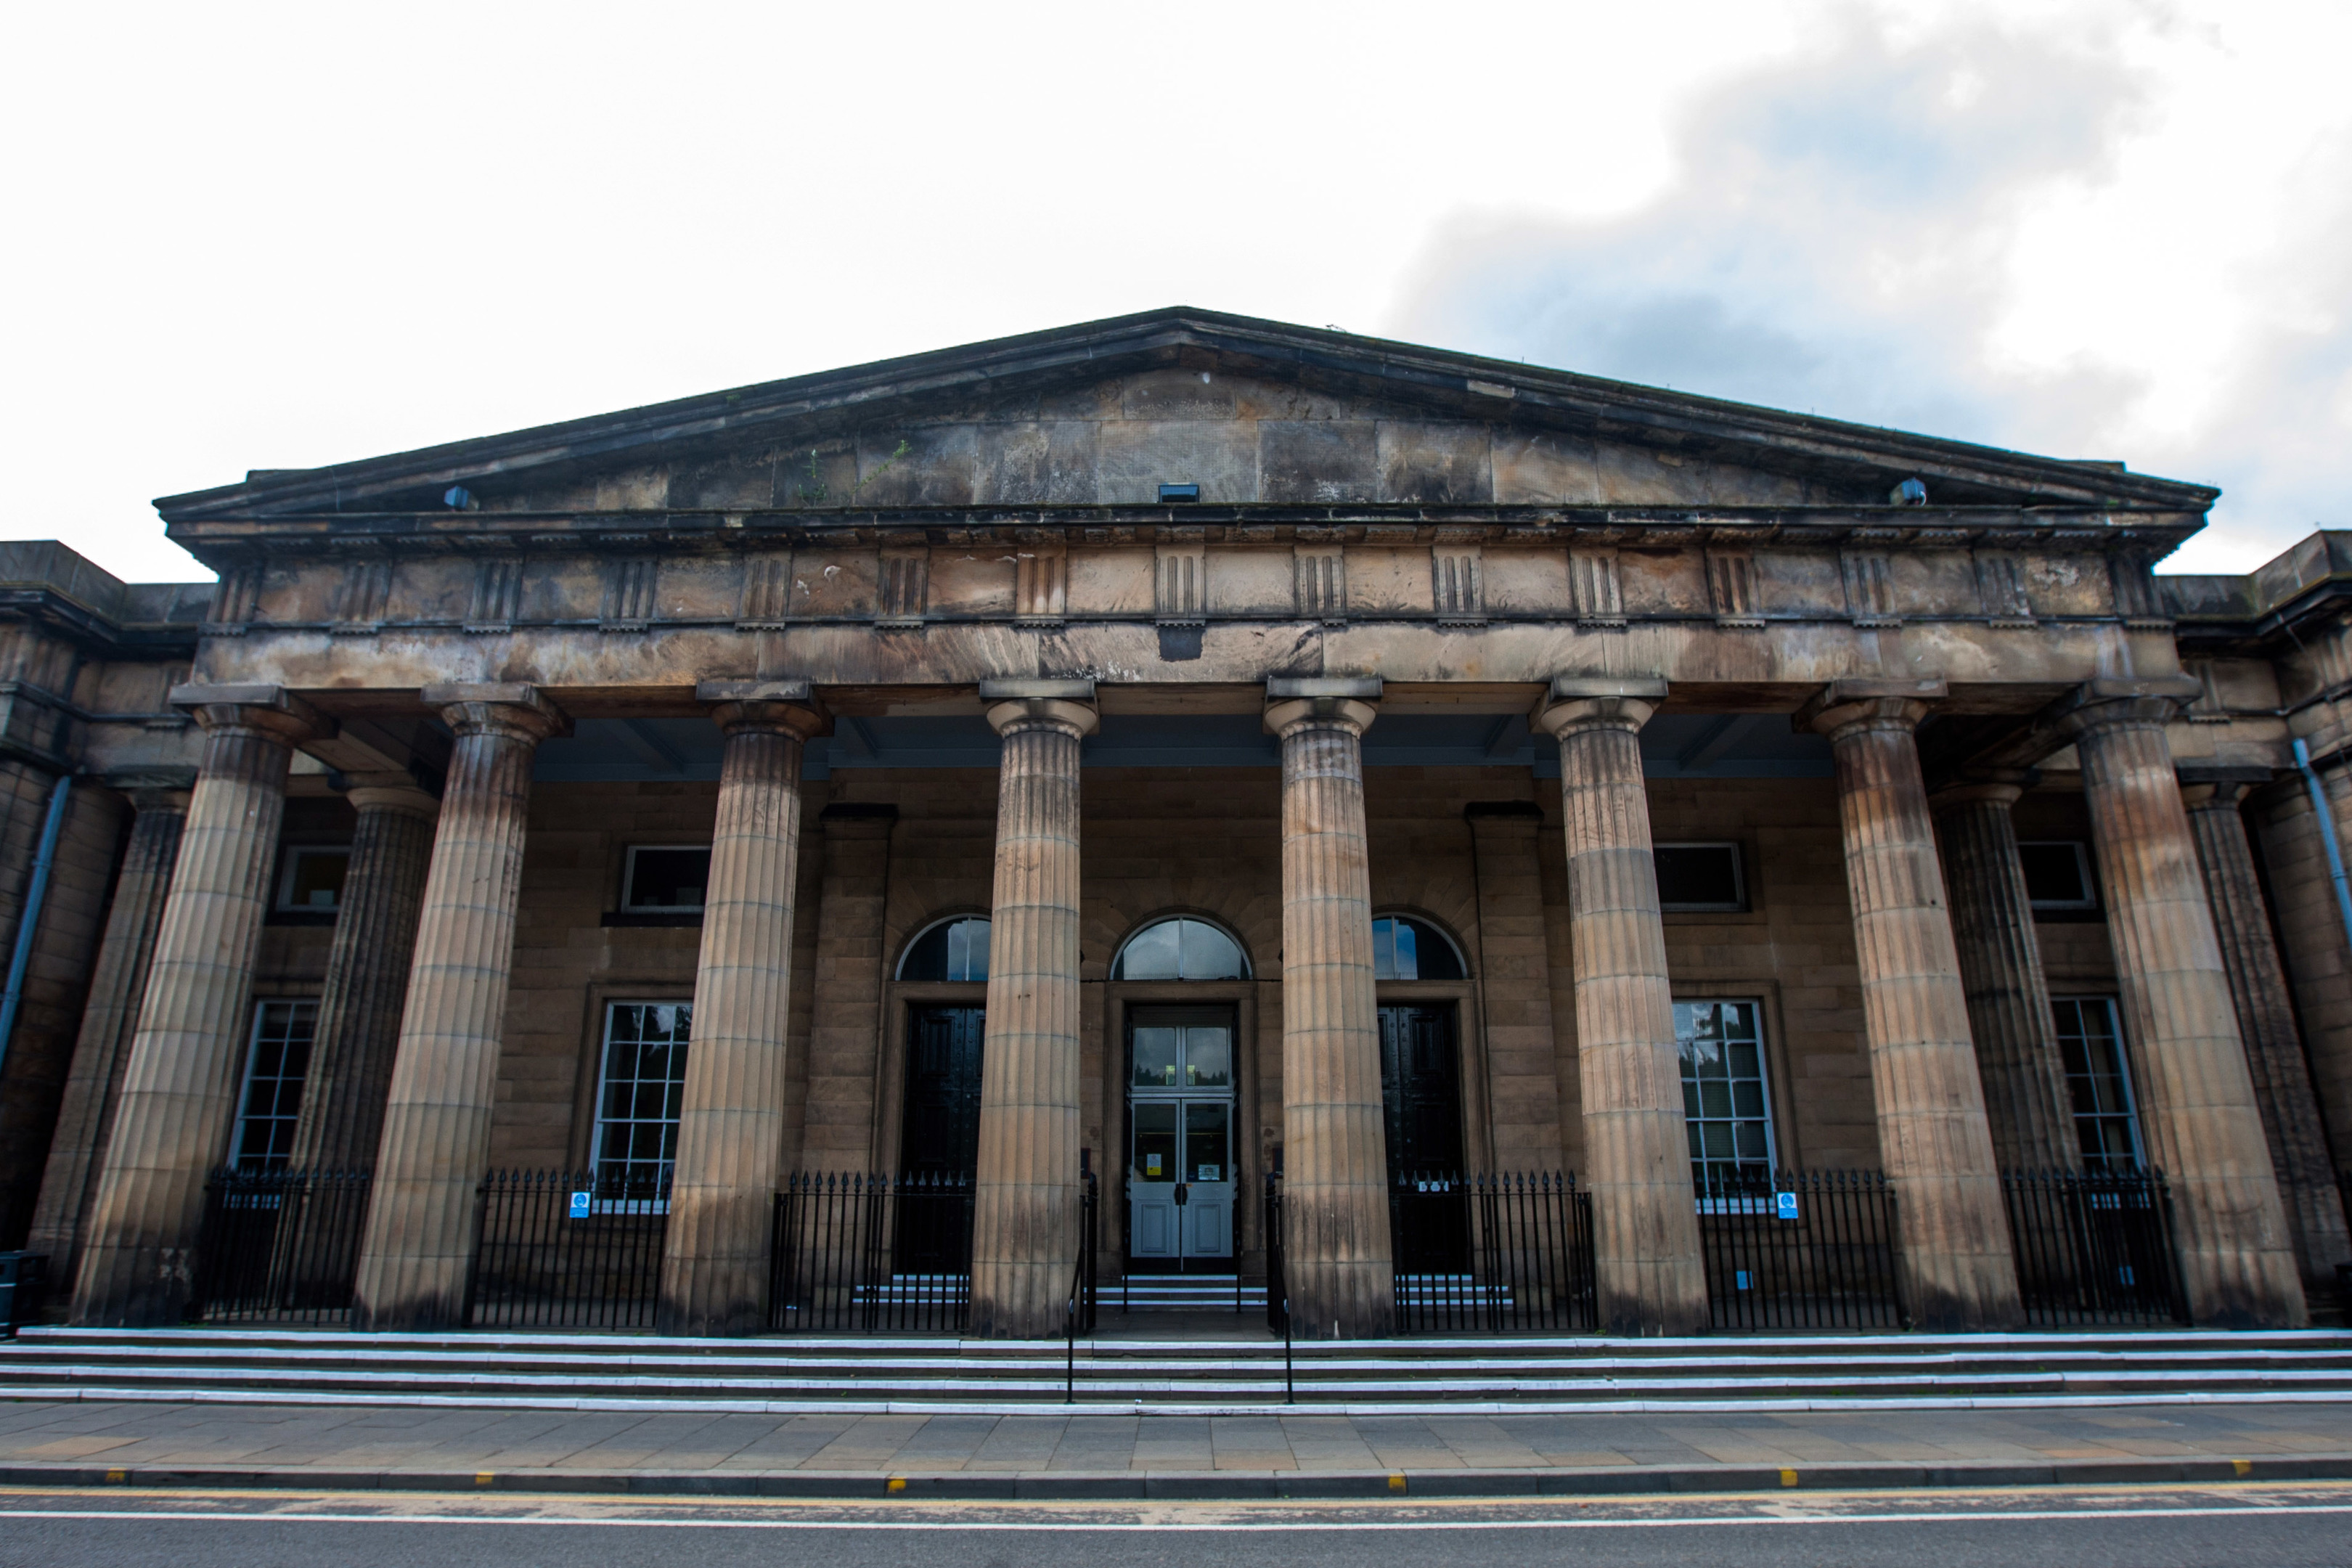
<box><xmin>4</xmin><ymin>309</ymin><xmax>2350</xmax><ymax>1342</ymax></box>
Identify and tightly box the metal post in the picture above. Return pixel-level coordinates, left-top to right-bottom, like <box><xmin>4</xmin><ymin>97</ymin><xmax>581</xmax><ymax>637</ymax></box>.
<box><xmin>0</xmin><ymin>774</ymin><xmax>73</xmax><ymax>1079</ymax></box>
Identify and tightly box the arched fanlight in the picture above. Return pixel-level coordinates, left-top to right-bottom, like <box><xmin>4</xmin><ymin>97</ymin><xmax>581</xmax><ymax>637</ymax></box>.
<box><xmin>1371</xmin><ymin>915</ymin><xmax>1466</xmax><ymax>981</ymax></box>
<box><xmin>899</xmin><ymin>916</ymin><xmax>991</xmax><ymax>981</ymax></box>
<box><xmin>1111</xmin><ymin>917</ymin><xmax>1250</xmax><ymax>981</ymax></box>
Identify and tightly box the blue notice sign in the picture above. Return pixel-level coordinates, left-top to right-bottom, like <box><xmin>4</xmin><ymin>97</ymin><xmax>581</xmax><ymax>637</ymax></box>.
<box><xmin>1774</xmin><ymin>1191</ymin><xmax>1800</xmax><ymax>1221</ymax></box>
<box><xmin>569</xmin><ymin>1191</ymin><xmax>592</xmax><ymax>1220</ymax></box>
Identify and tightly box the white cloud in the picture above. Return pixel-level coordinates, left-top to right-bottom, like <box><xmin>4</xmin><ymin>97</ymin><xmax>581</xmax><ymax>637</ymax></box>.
<box><xmin>1391</xmin><ymin>1</ymin><xmax>2352</xmax><ymax>573</ymax></box>
<box><xmin>1</xmin><ymin>0</ymin><xmax>2343</xmax><ymax>581</ymax></box>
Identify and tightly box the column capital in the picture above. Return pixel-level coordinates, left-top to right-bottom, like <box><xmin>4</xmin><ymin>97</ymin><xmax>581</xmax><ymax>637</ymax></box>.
<box><xmin>420</xmin><ymin>682</ymin><xmax>570</xmax><ymax>743</ymax></box>
<box><xmin>1532</xmin><ymin>676</ymin><xmax>1667</xmax><ymax>738</ymax></box>
<box><xmin>2175</xmin><ymin>763</ymin><xmax>2271</xmax><ymax>814</ymax></box>
<box><xmin>979</xmin><ymin>677</ymin><xmax>1098</xmax><ymax>739</ymax></box>
<box><xmin>168</xmin><ymin>683</ymin><xmax>332</xmax><ymax>746</ymax></box>
<box><xmin>695</xmin><ymin>679</ymin><xmax>829</xmax><ymax>740</ymax></box>
<box><xmin>1263</xmin><ymin>676</ymin><xmax>1380</xmax><ymax>738</ymax></box>
<box><xmin>1927</xmin><ymin>767</ymin><xmax>2038</xmax><ymax>814</ymax></box>
<box><xmin>2046</xmin><ymin>676</ymin><xmax>2202</xmax><ymax>742</ymax></box>
<box><xmin>343</xmin><ymin>775</ymin><xmax>441</xmax><ymax>821</ymax></box>
<box><xmin>1795</xmin><ymin>678</ymin><xmax>1949</xmax><ymax>741</ymax></box>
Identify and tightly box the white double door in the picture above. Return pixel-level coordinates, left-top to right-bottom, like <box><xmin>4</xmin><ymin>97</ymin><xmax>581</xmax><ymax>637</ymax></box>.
<box><xmin>1127</xmin><ymin>1011</ymin><xmax>1236</xmax><ymax>1267</ymax></box>
<box><xmin>1128</xmin><ymin>1098</ymin><xmax>1235</xmax><ymax>1262</ymax></box>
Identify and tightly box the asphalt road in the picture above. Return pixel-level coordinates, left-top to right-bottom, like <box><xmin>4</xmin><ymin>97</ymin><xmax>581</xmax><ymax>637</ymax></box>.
<box><xmin>4</xmin><ymin>1482</ymin><xmax>2351</xmax><ymax>1568</ymax></box>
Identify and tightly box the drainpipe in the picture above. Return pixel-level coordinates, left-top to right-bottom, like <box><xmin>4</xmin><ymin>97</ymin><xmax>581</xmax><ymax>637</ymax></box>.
<box><xmin>0</xmin><ymin>774</ymin><xmax>73</xmax><ymax>1079</ymax></box>
<box><xmin>2290</xmin><ymin>738</ymin><xmax>2352</xmax><ymax>957</ymax></box>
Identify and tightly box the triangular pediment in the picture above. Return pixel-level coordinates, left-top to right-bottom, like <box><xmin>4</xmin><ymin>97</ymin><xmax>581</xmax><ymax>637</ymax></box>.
<box><xmin>156</xmin><ymin>308</ymin><xmax>2216</xmax><ymax>526</ymax></box>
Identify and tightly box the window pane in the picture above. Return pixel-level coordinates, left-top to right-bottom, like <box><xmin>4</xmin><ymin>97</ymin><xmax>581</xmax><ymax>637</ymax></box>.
<box><xmin>1177</xmin><ymin>920</ymin><xmax>1245</xmax><ymax>980</ymax></box>
<box><xmin>2020</xmin><ymin>843</ymin><xmax>2094</xmax><ymax>907</ymax></box>
<box><xmin>901</xmin><ymin>918</ymin><xmax>990</xmax><ymax>981</ymax></box>
<box><xmin>1132</xmin><ymin>1027</ymin><xmax>1179</xmax><ymax>1087</ymax></box>
<box><xmin>1183</xmin><ymin>1102</ymin><xmax>1230</xmax><ymax>1181</ymax></box>
<box><xmin>1654</xmin><ymin>844</ymin><xmax>1742</xmax><ymax>910</ymax></box>
<box><xmin>1182</xmin><ymin>1026</ymin><xmax>1231</xmax><ymax>1087</ymax></box>
<box><xmin>279</xmin><ymin>849</ymin><xmax>349</xmax><ymax>912</ymax></box>
<box><xmin>1675</xmin><ymin>1000</ymin><xmax>1773</xmax><ymax>1190</ymax></box>
<box><xmin>1131</xmin><ymin>1102</ymin><xmax>1178</xmax><ymax>1181</ymax></box>
<box><xmin>2053</xmin><ymin>995</ymin><xmax>2141</xmax><ymax>1171</ymax></box>
<box><xmin>1120</xmin><ymin>920</ymin><xmax>1181</xmax><ymax>981</ymax></box>
<box><xmin>592</xmin><ymin>1002</ymin><xmax>692</xmax><ymax>1193</ymax></box>
<box><xmin>625</xmin><ymin>846</ymin><xmax>712</xmax><ymax>910</ymax></box>
<box><xmin>231</xmin><ymin>1000</ymin><xmax>318</xmax><ymax>1169</ymax></box>
<box><xmin>1371</xmin><ymin>918</ymin><xmax>1399</xmax><ymax>981</ymax></box>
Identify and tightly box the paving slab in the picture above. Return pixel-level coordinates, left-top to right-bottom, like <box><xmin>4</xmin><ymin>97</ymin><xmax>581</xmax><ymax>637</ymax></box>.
<box><xmin>0</xmin><ymin>1396</ymin><xmax>2348</xmax><ymax>1498</ymax></box>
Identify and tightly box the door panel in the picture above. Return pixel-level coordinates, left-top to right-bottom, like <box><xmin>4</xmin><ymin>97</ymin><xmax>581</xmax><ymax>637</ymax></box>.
<box><xmin>897</xmin><ymin>1005</ymin><xmax>984</xmax><ymax>1275</ymax></box>
<box><xmin>900</xmin><ymin>1006</ymin><xmax>985</xmax><ymax>1178</ymax></box>
<box><xmin>1126</xmin><ymin>1007</ymin><xmax>1238</xmax><ymax>1273</ymax></box>
<box><xmin>1379</xmin><ymin>1003</ymin><xmax>1469</xmax><ymax>1275</ymax></box>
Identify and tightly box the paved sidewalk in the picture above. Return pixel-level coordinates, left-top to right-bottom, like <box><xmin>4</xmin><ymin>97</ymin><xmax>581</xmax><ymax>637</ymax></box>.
<box><xmin>0</xmin><ymin>1397</ymin><xmax>2349</xmax><ymax>1496</ymax></box>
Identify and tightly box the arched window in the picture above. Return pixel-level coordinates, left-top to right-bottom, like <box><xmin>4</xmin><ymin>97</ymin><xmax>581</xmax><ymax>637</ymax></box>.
<box><xmin>1372</xmin><ymin>915</ymin><xmax>1466</xmax><ymax>981</ymax></box>
<box><xmin>899</xmin><ymin>917</ymin><xmax>991</xmax><ymax>981</ymax></box>
<box><xmin>1111</xmin><ymin>917</ymin><xmax>1250</xmax><ymax>981</ymax></box>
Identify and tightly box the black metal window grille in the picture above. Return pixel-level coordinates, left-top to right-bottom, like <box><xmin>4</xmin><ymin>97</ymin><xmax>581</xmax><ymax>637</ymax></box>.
<box><xmin>2004</xmin><ymin>1168</ymin><xmax>2188</xmax><ymax>1326</ymax></box>
<box><xmin>466</xmin><ymin>1169</ymin><xmax>669</xmax><ymax>1328</ymax></box>
<box><xmin>1698</xmin><ymin>1168</ymin><xmax>1904</xmax><ymax>1330</ymax></box>
<box><xmin>592</xmin><ymin>1003</ymin><xmax>691</xmax><ymax>1198</ymax></box>
<box><xmin>230</xmin><ymin>1000</ymin><xmax>317</xmax><ymax>1170</ymax></box>
<box><xmin>1389</xmin><ymin>1171</ymin><xmax>1596</xmax><ymax>1334</ymax></box>
<box><xmin>187</xmin><ymin>1167</ymin><xmax>371</xmax><ymax>1323</ymax></box>
<box><xmin>1677</xmin><ymin>999</ymin><xmax>1775</xmax><ymax>1188</ymax></box>
<box><xmin>2053</xmin><ymin>997</ymin><xmax>2144</xmax><ymax>1172</ymax></box>
<box><xmin>769</xmin><ymin>1172</ymin><xmax>976</xmax><ymax>1334</ymax></box>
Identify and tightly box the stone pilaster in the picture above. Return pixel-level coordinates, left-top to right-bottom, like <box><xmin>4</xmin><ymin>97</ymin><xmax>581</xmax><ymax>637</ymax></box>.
<box><xmin>2056</xmin><ymin>682</ymin><xmax>2306</xmax><ymax>1326</ymax></box>
<box><xmin>968</xmin><ymin>678</ymin><xmax>1095</xmax><ymax>1338</ymax></box>
<box><xmin>658</xmin><ymin>682</ymin><xmax>825</xmax><ymax>1336</ymax></box>
<box><xmin>25</xmin><ymin>787</ymin><xmax>188</xmax><ymax>1293</ymax></box>
<box><xmin>73</xmin><ymin>688</ymin><xmax>325</xmax><ymax>1326</ymax></box>
<box><xmin>285</xmin><ymin>780</ymin><xmax>438</xmax><ymax>1173</ymax></box>
<box><xmin>1266</xmin><ymin>676</ymin><xmax>1392</xmax><ymax>1339</ymax></box>
<box><xmin>1800</xmin><ymin>680</ymin><xmax>2022</xmax><ymax>1331</ymax></box>
<box><xmin>2184</xmin><ymin>776</ymin><xmax>2347</xmax><ymax>1299</ymax></box>
<box><xmin>349</xmin><ymin>685</ymin><xmax>567</xmax><ymax>1331</ymax></box>
<box><xmin>1461</xmin><ymin>803</ymin><xmax>1565</xmax><ymax>1171</ymax></box>
<box><xmin>1929</xmin><ymin>775</ymin><xmax>2078</xmax><ymax>1171</ymax></box>
<box><xmin>803</xmin><ymin>804</ymin><xmax>897</xmax><ymax>1172</ymax></box>
<box><xmin>1532</xmin><ymin>677</ymin><xmax>1707</xmax><ymax>1336</ymax></box>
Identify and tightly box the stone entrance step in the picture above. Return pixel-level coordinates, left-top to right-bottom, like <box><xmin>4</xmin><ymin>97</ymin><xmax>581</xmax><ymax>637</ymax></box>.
<box><xmin>4</xmin><ymin>1325</ymin><xmax>2351</xmax><ymax>1415</ymax></box>
<box><xmin>1107</xmin><ymin>1275</ymin><xmax>1267</xmax><ymax>1310</ymax></box>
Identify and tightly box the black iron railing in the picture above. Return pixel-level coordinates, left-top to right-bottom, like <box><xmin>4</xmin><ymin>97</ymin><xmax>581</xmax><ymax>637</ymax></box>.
<box><xmin>1074</xmin><ymin>1167</ymin><xmax>1099</xmax><ymax>1335</ymax></box>
<box><xmin>769</xmin><ymin>1172</ymin><xmax>974</xmax><ymax>1334</ymax></box>
<box><xmin>466</xmin><ymin>1169</ymin><xmax>669</xmax><ymax>1329</ymax></box>
<box><xmin>187</xmin><ymin>1168</ymin><xmax>372</xmax><ymax>1324</ymax></box>
<box><xmin>2004</xmin><ymin>1168</ymin><xmax>2188</xmax><ymax>1326</ymax></box>
<box><xmin>1264</xmin><ymin>1173</ymin><xmax>1288</xmax><ymax>1336</ymax></box>
<box><xmin>1390</xmin><ymin>1171</ymin><xmax>1597</xmax><ymax>1334</ymax></box>
<box><xmin>1698</xmin><ymin>1168</ymin><xmax>1904</xmax><ymax>1331</ymax></box>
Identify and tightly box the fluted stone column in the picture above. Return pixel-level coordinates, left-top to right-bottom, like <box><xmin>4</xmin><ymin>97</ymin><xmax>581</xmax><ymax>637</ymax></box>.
<box><xmin>1266</xmin><ymin>676</ymin><xmax>1392</xmax><ymax>1339</ymax></box>
<box><xmin>658</xmin><ymin>681</ymin><xmax>824</xmax><ymax>1336</ymax></box>
<box><xmin>285</xmin><ymin>779</ymin><xmax>438</xmax><ymax>1174</ymax></box>
<box><xmin>968</xmin><ymin>678</ymin><xmax>1095</xmax><ymax>1338</ymax></box>
<box><xmin>1929</xmin><ymin>775</ymin><xmax>2078</xmax><ymax>1172</ymax></box>
<box><xmin>1532</xmin><ymin>677</ymin><xmax>1707</xmax><ymax>1335</ymax></box>
<box><xmin>73</xmin><ymin>687</ymin><xmax>325</xmax><ymax>1326</ymax></box>
<box><xmin>27</xmin><ymin>786</ymin><xmax>189</xmax><ymax>1294</ymax></box>
<box><xmin>1800</xmin><ymin>680</ymin><xmax>2022</xmax><ymax>1331</ymax></box>
<box><xmin>2056</xmin><ymin>682</ymin><xmax>2306</xmax><ymax>1326</ymax></box>
<box><xmin>350</xmin><ymin>685</ymin><xmax>567</xmax><ymax>1331</ymax></box>
<box><xmin>2183</xmin><ymin>777</ymin><xmax>2352</xmax><ymax>1295</ymax></box>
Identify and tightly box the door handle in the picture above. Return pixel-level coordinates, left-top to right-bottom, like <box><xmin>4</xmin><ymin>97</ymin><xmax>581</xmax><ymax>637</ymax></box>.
<box><xmin>1174</xmin><ymin>1184</ymin><xmax>1188</xmax><ymax>1206</ymax></box>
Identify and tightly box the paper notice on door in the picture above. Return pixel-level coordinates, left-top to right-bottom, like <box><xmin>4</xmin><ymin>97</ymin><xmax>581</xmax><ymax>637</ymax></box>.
<box><xmin>1146</xmin><ymin>1154</ymin><xmax>1161</xmax><ymax>1176</ymax></box>
<box><xmin>1198</xmin><ymin>1164</ymin><xmax>1219</xmax><ymax>1181</ymax></box>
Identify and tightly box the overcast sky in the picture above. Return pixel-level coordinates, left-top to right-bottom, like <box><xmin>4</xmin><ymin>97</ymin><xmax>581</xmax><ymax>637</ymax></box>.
<box><xmin>6</xmin><ymin>0</ymin><xmax>2345</xmax><ymax>584</ymax></box>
